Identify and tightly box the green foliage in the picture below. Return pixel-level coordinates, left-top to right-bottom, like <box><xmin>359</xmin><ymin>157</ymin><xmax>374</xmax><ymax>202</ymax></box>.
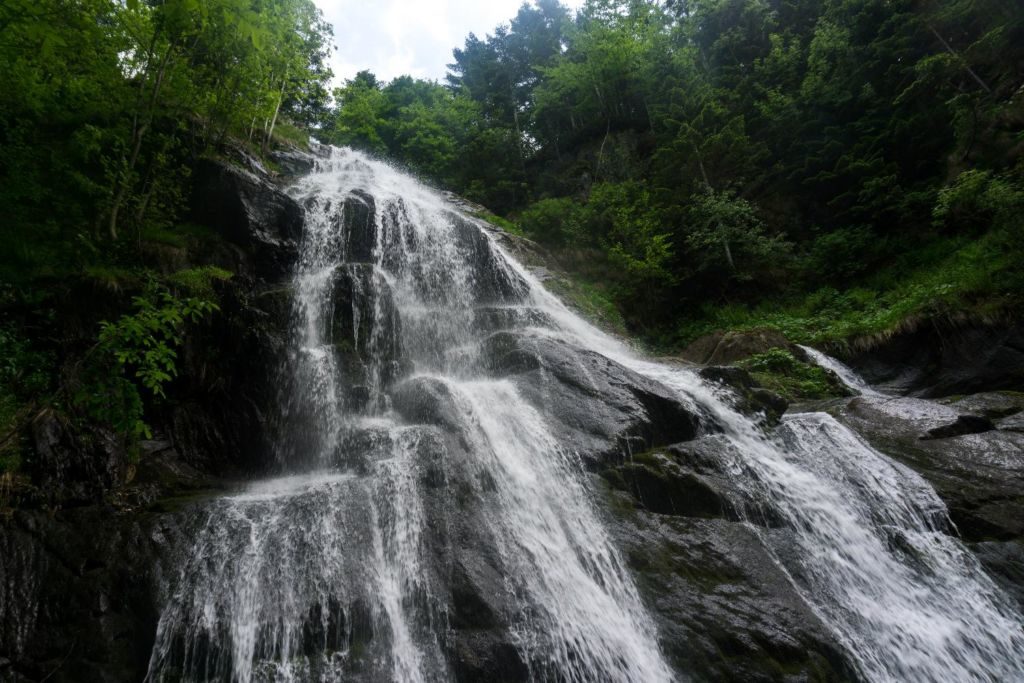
<box><xmin>0</xmin><ymin>0</ymin><xmax>333</xmax><ymax>276</ymax></box>
<box><xmin>934</xmin><ymin>170</ymin><xmax>1024</xmax><ymax>238</ymax></box>
<box><xmin>352</xmin><ymin>0</ymin><xmax>1021</xmax><ymax>343</ymax></box>
<box><xmin>740</xmin><ymin>349</ymin><xmax>845</xmax><ymax>401</ymax></box>
<box><xmin>167</xmin><ymin>266</ymin><xmax>234</xmax><ymax>298</ymax></box>
<box><xmin>675</xmin><ymin>227</ymin><xmax>1022</xmax><ymax>347</ymax></box>
<box><xmin>684</xmin><ymin>190</ymin><xmax>791</xmax><ymax>281</ymax></box>
<box><xmin>74</xmin><ymin>284</ymin><xmax>218</xmax><ymax>441</ymax></box>
<box><xmin>1</xmin><ymin>0</ymin><xmax>326</xmax><ymax>456</ymax></box>
<box><xmin>472</xmin><ymin>211</ymin><xmax>522</xmax><ymax>236</ymax></box>
<box><xmin>544</xmin><ymin>277</ymin><xmax>627</xmax><ymax>336</ymax></box>
<box><xmin>518</xmin><ymin>198</ymin><xmax>583</xmax><ymax>245</ymax></box>
<box><xmin>588</xmin><ymin>182</ymin><xmax>675</xmax><ymax>295</ymax></box>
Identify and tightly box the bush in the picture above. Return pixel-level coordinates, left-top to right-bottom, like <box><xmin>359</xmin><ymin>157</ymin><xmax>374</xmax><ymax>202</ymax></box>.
<box><xmin>517</xmin><ymin>197</ymin><xmax>583</xmax><ymax>245</ymax></box>
<box><xmin>74</xmin><ymin>282</ymin><xmax>218</xmax><ymax>441</ymax></box>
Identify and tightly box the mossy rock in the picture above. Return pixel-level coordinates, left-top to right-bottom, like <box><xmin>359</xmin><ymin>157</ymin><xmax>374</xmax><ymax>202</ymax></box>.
<box><xmin>740</xmin><ymin>348</ymin><xmax>851</xmax><ymax>402</ymax></box>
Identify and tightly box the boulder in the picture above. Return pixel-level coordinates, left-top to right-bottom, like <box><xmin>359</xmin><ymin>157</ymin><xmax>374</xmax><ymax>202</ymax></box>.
<box><xmin>391</xmin><ymin>377</ymin><xmax>462</xmax><ymax>432</ymax></box>
<box><xmin>191</xmin><ymin>158</ymin><xmax>305</xmax><ymax>281</ymax></box>
<box><xmin>269</xmin><ymin>147</ymin><xmax>319</xmax><ymax>178</ymax></box>
<box><xmin>683</xmin><ymin>329</ymin><xmax>794</xmax><ymax>366</ymax></box>
<box><xmin>480</xmin><ymin>331</ymin><xmax>707</xmax><ymax>466</ymax></box>
<box><xmin>844</xmin><ymin>321</ymin><xmax>1024</xmax><ymax>397</ymax></box>
<box><xmin>921</xmin><ymin>414</ymin><xmax>996</xmax><ymax>440</ymax></box>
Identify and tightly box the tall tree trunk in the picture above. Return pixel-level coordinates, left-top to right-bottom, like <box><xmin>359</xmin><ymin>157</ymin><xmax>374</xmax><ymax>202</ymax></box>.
<box><xmin>927</xmin><ymin>23</ymin><xmax>992</xmax><ymax>94</ymax></box>
<box><xmin>693</xmin><ymin>144</ymin><xmax>735</xmax><ymax>271</ymax></box>
<box><xmin>596</xmin><ymin>118</ymin><xmax>612</xmax><ymax>178</ymax></box>
<box><xmin>108</xmin><ymin>43</ymin><xmax>174</xmax><ymax>240</ymax></box>
<box><xmin>263</xmin><ymin>75</ymin><xmax>288</xmax><ymax>155</ymax></box>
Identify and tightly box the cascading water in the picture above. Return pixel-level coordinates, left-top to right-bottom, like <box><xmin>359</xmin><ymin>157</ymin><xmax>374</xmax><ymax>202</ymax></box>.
<box><xmin>147</xmin><ymin>147</ymin><xmax>672</xmax><ymax>682</ymax></box>
<box><xmin>798</xmin><ymin>343</ymin><xmax>885</xmax><ymax>397</ymax></box>
<box><xmin>147</xmin><ymin>147</ymin><xmax>1024</xmax><ymax>682</ymax></box>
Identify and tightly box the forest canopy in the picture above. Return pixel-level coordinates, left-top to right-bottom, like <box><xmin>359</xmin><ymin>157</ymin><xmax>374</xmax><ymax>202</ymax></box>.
<box><xmin>319</xmin><ymin>0</ymin><xmax>1024</xmax><ymax>344</ymax></box>
<box><xmin>1</xmin><ymin>0</ymin><xmax>1022</xmax><ymax>460</ymax></box>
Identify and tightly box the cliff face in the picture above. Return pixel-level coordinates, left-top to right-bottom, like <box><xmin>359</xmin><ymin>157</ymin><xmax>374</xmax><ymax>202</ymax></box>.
<box><xmin>0</xmin><ymin>149</ymin><xmax>310</xmax><ymax>682</ymax></box>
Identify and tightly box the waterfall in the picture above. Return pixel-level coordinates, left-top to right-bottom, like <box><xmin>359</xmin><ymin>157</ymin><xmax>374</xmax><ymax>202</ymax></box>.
<box><xmin>147</xmin><ymin>147</ymin><xmax>1024</xmax><ymax>682</ymax></box>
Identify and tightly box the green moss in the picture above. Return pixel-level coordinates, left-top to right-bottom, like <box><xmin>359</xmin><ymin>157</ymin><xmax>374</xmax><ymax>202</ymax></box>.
<box><xmin>545</xmin><ymin>276</ymin><xmax>628</xmax><ymax>336</ymax></box>
<box><xmin>472</xmin><ymin>210</ymin><xmax>523</xmax><ymax>236</ymax></box>
<box><xmin>740</xmin><ymin>349</ymin><xmax>846</xmax><ymax>401</ymax></box>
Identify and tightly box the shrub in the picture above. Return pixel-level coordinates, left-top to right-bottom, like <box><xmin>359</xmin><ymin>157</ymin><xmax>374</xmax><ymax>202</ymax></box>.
<box><xmin>74</xmin><ymin>282</ymin><xmax>218</xmax><ymax>441</ymax></box>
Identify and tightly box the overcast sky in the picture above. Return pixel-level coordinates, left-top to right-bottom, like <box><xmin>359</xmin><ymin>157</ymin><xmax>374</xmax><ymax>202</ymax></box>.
<box><xmin>313</xmin><ymin>0</ymin><xmax>585</xmax><ymax>86</ymax></box>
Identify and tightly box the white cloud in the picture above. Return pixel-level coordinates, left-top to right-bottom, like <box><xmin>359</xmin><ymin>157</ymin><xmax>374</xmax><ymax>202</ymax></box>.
<box><xmin>313</xmin><ymin>0</ymin><xmax>585</xmax><ymax>86</ymax></box>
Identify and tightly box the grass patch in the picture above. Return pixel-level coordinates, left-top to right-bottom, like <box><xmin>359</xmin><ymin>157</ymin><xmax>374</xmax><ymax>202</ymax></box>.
<box><xmin>472</xmin><ymin>210</ymin><xmax>524</xmax><ymax>236</ymax></box>
<box><xmin>167</xmin><ymin>266</ymin><xmax>233</xmax><ymax>298</ymax></box>
<box><xmin>272</xmin><ymin>121</ymin><xmax>310</xmax><ymax>150</ymax></box>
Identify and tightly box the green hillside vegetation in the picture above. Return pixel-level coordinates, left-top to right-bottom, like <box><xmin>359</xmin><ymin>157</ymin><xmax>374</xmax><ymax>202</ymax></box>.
<box><xmin>2</xmin><ymin>0</ymin><xmax>1023</xmax><ymax>466</ymax></box>
<box><xmin>317</xmin><ymin>0</ymin><xmax>1024</xmax><ymax>348</ymax></box>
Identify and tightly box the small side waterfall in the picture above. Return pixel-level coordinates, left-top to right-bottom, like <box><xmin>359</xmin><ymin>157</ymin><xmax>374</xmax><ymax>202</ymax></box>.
<box><xmin>798</xmin><ymin>344</ymin><xmax>885</xmax><ymax>397</ymax></box>
<box><xmin>147</xmin><ymin>147</ymin><xmax>1024</xmax><ymax>682</ymax></box>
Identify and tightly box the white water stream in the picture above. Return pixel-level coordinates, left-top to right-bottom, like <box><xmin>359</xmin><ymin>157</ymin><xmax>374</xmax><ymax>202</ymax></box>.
<box><xmin>798</xmin><ymin>343</ymin><xmax>886</xmax><ymax>397</ymax></box>
<box><xmin>147</xmin><ymin>147</ymin><xmax>1024</xmax><ymax>682</ymax></box>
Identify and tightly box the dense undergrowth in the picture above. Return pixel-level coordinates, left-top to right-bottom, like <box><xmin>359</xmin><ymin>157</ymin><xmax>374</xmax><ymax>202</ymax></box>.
<box><xmin>740</xmin><ymin>349</ymin><xmax>848</xmax><ymax>401</ymax></box>
<box><xmin>672</xmin><ymin>227</ymin><xmax>1024</xmax><ymax>350</ymax></box>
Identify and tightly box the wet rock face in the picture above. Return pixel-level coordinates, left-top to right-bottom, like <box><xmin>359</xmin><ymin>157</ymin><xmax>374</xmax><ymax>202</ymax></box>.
<box><xmin>845</xmin><ymin>321</ymin><xmax>1024</xmax><ymax>397</ymax></box>
<box><xmin>338</xmin><ymin>190</ymin><xmax>376</xmax><ymax>263</ymax></box>
<box><xmin>829</xmin><ymin>392</ymin><xmax>1024</xmax><ymax>609</ymax></box>
<box><xmin>191</xmin><ymin>158</ymin><xmax>305</xmax><ymax>281</ymax></box>
<box><xmin>165</xmin><ymin>278</ymin><xmax>291</xmax><ymax>476</ymax></box>
<box><xmin>480</xmin><ymin>331</ymin><xmax>707</xmax><ymax>466</ymax></box>
<box><xmin>0</xmin><ymin>507</ymin><xmax>182</xmax><ymax>683</ymax></box>
<box><xmin>698</xmin><ymin>366</ymin><xmax>789</xmax><ymax>426</ymax></box>
<box><xmin>269</xmin><ymin>147</ymin><xmax>321</xmax><ymax>178</ymax></box>
<box><xmin>444</xmin><ymin>213</ymin><xmax>528</xmax><ymax>306</ymax></box>
<box><xmin>29</xmin><ymin>412</ymin><xmax>127</xmax><ymax>506</ymax></box>
<box><xmin>598</xmin><ymin>441</ymin><xmax>855</xmax><ymax>682</ymax></box>
<box><xmin>831</xmin><ymin>393</ymin><xmax>1024</xmax><ymax>543</ymax></box>
<box><xmin>330</xmin><ymin>263</ymin><xmax>408</xmax><ymax>392</ymax></box>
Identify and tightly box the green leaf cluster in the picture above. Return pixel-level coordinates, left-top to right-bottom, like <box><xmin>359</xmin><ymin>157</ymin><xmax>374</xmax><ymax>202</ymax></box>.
<box><xmin>74</xmin><ymin>283</ymin><xmax>218</xmax><ymax>441</ymax></box>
